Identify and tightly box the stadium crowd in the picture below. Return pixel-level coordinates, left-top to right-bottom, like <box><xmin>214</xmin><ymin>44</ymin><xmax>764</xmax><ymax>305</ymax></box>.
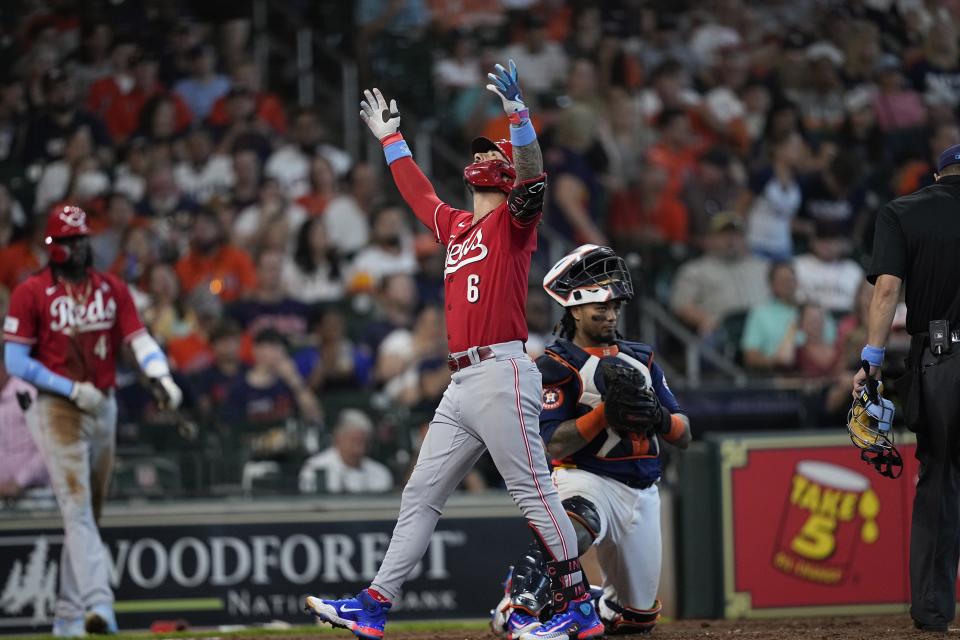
<box><xmin>0</xmin><ymin>0</ymin><xmax>958</xmax><ymax>498</ymax></box>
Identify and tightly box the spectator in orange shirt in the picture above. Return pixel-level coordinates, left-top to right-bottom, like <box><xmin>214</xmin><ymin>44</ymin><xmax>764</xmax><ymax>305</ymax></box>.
<box><xmin>0</xmin><ymin>220</ymin><xmax>45</xmax><ymax>291</ymax></box>
<box><xmin>647</xmin><ymin>108</ymin><xmax>701</xmax><ymax>199</ymax></box>
<box><xmin>175</xmin><ymin>207</ymin><xmax>256</xmax><ymax>303</ymax></box>
<box><xmin>103</xmin><ymin>51</ymin><xmax>192</xmax><ymax>143</ymax></box>
<box><xmin>608</xmin><ymin>163</ymin><xmax>689</xmax><ymax>247</ymax></box>
<box><xmin>85</xmin><ymin>36</ymin><xmax>137</xmax><ymax>117</ymax></box>
<box><xmin>207</xmin><ymin>58</ymin><xmax>286</xmax><ymax>135</ymax></box>
<box><xmin>295</xmin><ymin>155</ymin><xmax>339</xmax><ymax>217</ymax></box>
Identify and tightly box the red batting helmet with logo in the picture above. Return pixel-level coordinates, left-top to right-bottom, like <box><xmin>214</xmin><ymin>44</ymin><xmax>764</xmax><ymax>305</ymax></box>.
<box><xmin>44</xmin><ymin>205</ymin><xmax>90</xmax><ymax>264</ymax></box>
<box><xmin>464</xmin><ymin>136</ymin><xmax>516</xmax><ymax>195</ymax></box>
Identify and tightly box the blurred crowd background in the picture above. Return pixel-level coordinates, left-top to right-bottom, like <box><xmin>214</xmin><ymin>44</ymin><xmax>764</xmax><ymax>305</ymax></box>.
<box><xmin>1</xmin><ymin>0</ymin><xmax>957</xmax><ymax>501</ymax></box>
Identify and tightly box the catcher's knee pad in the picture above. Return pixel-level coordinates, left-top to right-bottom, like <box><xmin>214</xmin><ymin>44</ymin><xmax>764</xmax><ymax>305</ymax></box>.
<box><xmin>509</xmin><ymin>541</ymin><xmax>552</xmax><ymax>616</ymax></box>
<box><xmin>562</xmin><ymin>495</ymin><xmax>601</xmax><ymax>555</ymax></box>
<box><xmin>599</xmin><ymin>598</ymin><xmax>661</xmax><ymax>635</ymax></box>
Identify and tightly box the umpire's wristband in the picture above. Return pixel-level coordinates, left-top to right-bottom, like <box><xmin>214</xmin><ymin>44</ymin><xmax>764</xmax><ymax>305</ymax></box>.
<box><xmin>861</xmin><ymin>345</ymin><xmax>885</xmax><ymax>368</ymax></box>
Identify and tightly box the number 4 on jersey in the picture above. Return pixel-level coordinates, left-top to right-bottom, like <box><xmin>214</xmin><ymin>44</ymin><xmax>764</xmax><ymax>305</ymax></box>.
<box><xmin>93</xmin><ymin>334</ymin><xmax>108</xmax><ymax>360</ymax></box>
<box><xmin>466</xmin><ymin>274</ymin><xmax>480</xmax><ymax>303</ymax></box>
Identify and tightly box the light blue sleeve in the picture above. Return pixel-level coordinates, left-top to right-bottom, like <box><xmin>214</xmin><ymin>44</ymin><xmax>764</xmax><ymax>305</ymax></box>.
<box><xmin>4</xmin><ymin>341</ymin><xmax>74</xmax><ymax>398</ymax></box>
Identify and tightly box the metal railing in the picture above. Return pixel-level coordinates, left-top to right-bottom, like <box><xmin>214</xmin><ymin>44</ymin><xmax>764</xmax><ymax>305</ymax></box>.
<box><xmin>638</xmin><ymin>298</ymin><xmax>748</xmax><ymax>388</ymax></box>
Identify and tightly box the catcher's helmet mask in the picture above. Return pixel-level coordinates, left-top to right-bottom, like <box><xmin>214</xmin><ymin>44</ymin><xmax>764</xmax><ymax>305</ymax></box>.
<box><xmin>544</xmin><ymin>244</ymin><xmax>634</xmax><ymax>308</ymax></box>
<box><xmin>847</xmin><ymin>361</ymin><xmax>902</xmax><ymax>479</ymax></box>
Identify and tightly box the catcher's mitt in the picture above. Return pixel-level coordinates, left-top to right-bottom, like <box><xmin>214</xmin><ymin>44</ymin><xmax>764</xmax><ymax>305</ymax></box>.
<box><xmin>601</xmin><ymin>360</ymin><xmax>662</xmax><ymax>435</ymax></box>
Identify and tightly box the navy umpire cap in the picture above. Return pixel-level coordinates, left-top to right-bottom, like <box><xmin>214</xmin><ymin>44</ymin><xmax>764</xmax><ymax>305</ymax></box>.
<box><xmin>936</xmin><ymin>144</ymin><xmax>960</xmax><ymax>173</ymax></box>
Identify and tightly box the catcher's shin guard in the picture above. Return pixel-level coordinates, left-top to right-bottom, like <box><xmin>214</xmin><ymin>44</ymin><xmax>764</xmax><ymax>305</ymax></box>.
<box><xmin>509</xmin><ymin>542</ymin><xmax>553</xmax><ymax>616</ymax></box>
<box><xmin>599</xmin><ymin>598</ymin><xmax>661</xmax><ymax>635</ymax></box>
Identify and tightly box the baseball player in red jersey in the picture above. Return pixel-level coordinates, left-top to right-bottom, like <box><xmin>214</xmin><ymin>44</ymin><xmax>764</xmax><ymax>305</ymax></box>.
<box><xmin>3</xmin><ymin>206</ymin><xmax>183</xmax><ymax>637</ymax></box>
<box><xmin>306</xmin><ymin>60</ymin><xmax>603</xmax><ymax>640</ymax></box>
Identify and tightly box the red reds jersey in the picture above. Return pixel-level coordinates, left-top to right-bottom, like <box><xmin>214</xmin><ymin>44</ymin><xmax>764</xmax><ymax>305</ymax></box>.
<box><xmin>3</xmin><ymin>268</ymin><xmax>146</xmax><ymax>390</ymax></box>
<box><xmin>391</xmin><ymin>156</ymin><xmax>539</xmax><ymax>353</ymax></box>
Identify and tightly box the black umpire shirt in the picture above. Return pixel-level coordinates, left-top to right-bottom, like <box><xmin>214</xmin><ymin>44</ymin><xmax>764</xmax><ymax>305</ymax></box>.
<box><xmin>868</xmin><ymin>174</ymin><xmax>960</xmax><ymax>335</ymax></box>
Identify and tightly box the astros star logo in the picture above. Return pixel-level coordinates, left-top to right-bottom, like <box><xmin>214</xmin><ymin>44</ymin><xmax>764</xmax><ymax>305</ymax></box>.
<box><xmin>543</xmin><ymin>387</ymin><xmax>563</xmax><ymax>410</ymax></box>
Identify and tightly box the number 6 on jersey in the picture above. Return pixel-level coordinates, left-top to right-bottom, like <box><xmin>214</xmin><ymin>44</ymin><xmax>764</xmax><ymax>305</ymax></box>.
<box><xmin>466</xmin><ymin>274</ymin><xmax>480</xmax><ymax>303</ymax></box>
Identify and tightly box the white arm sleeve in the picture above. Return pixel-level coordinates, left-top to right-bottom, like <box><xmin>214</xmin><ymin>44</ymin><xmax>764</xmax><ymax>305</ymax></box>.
<box><xmin>130</xmin><ymin>331</ymin><xmax>171</xmax><ymax>379</ymax></box>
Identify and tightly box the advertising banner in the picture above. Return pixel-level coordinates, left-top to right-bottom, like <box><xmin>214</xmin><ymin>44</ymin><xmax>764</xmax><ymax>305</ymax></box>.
<box><xmin>718</xmin><ymin>433</ymin><xmax>921</xmax><ymax>618</ymax></box>
<box><xmin>0</xmin><ymin>513</ymin><xmax>530</xmax><ymax>633</ymax></box>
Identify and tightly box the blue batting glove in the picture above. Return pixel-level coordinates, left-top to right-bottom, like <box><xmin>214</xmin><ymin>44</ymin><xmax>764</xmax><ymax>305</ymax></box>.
<box><xmin>486</xmin><ymin>59</ymin><xmax>529</xmax><ymax>125</ymax></box>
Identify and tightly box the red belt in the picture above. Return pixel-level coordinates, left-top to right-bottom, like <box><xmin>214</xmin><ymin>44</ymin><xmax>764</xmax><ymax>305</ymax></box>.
<box><xmin>447</xmin><ymin>346</ymin><xmax>495</xmax><ymax>371</ymax></box>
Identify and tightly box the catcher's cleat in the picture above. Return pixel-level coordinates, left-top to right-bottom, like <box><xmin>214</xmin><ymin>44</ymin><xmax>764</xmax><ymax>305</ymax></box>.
<box><xmin>305</xmin><ymin>590</ymin><xmax>390</xmax><ymax>640</ymax></box>
<box><xmin>84</xmin><ymin>606</ymin><xmax>117</xmax><ymax>635</ymax></box>
<box><xmin>598</xmin><ymin>598</ymin><xmax>660</xmax><ymax>635</ymax></box>
<box><xmin>52</xmin><ymin>617</ymin><xmax>86</xmax><ymax>638</ymax></box>
<box><xmin>491</xmin><ymin>567</ymin><xmax>514</xmax><ymax>638</ymax></box>
<box><xmin>491</xmin><ymin>567</ymin><xmax>542</xmax><ymax>639</ymax></box>
<box><xmin>520</xmin><ymin>595</ymin><xmax>604</xmax><ymax>640</ymax></box>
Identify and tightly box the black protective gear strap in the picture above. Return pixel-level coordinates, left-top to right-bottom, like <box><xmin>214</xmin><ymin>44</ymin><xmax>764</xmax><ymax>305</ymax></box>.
<box><xmin>546</xmin><ymin>557</ymin><xmax>586</xmax><ymax>609</ymax></box>
<box><xmin>562</xmin><ymin>496</ymin><xmax>601</xmax><ymax>556</ymax></box>
<box><xmin>509</xmin><ymin>542</ymin><xmax>552</xmax><ymax>616</ymax></box>
<box><xmin>508</xmin><ymin>173</ymin><xmax>547</xmax><ymax>222</ymax></box>
<box><xmin>861</xmin><ymin>447</ymin><xmax>903</xmax><ymax>479</ymax></box>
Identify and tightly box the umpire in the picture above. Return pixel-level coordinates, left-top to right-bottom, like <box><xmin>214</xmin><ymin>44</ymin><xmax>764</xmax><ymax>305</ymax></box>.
<box><xmin>855</xmin><ymin>143</ymin><xmax>960</xmax><ymax>633</ymax></box>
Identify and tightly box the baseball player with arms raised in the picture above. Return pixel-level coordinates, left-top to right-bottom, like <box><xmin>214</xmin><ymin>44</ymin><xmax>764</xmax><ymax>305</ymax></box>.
<box><xmin>305</xmin><ymin>61</ymin><xmax>602</xmax><ymax>640</ymax></box>
<box><xmin>2</xmin><ymin>206</ymin><xmax>182</xmax><ymax>637</ymax></box>
<box><xmin>491</xmin><ymin>245</ymin><xmax>691</xmax><ymax>638</ymax></box>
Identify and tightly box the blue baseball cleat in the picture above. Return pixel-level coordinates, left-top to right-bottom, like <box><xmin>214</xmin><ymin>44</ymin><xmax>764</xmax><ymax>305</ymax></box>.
<box><xmin>520</xmin><ymin>595</ymin><xmax>604</xmax><ymax>640</ymax></box>
<box><xmin>84</xmin><ymin>605</ymin><xmax>117</xmax><ymax>635</ymax></box>
<box><xmin>506</xmin><ymin>609</ymin><xmax>541</xmax><ymax>639</ymax></box>
<box><xmin>305</xmin><ymin>589</ymin><xmax>391</xmax><ymax>639</ymax></box>
<box><xmin>52</xmin><ymin>617</ymin><xmax>86</xmax><ymax>637</ymax></box>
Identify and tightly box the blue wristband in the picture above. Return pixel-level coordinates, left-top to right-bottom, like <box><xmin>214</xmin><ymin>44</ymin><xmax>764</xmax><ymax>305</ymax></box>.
<box><xmin>509</xmin><ymin>119</ymin><xmax>537</xmax><ymax>147</ymax></box>
<box><xmin>383</xmin><ymin>139</ymin><xmax>412</xmax><ymax>165</ymax></box>
<box><xmin>861</xmin><ymin>345</ymin><xmax>885</xmax><ymax>367</ymax></box>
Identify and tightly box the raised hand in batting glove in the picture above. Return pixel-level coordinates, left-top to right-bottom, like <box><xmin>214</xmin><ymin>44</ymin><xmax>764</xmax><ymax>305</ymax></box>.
<box><xmin>70</xmin><ymin>381</ymin><xmax>104</xmax><ymax>413</ymax></box>
<box><xmin>359</xmin><ymin>88</ymin><xmax>400</xmax><ymax>141</ymax></box>
<box><xmin>601</xmin><ymin>361</ymin><xmax>669</xmax><ymax>436</ymax></box>
<box><xmin>486</xmin><ymin>59</ymin><xmax>529</xmax><ymax>125</ymax></box>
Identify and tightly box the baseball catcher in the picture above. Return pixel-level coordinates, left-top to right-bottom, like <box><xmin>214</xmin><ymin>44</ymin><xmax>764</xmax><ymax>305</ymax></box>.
<box><xmin>3</xmin><ymin>205</ymin><xmax>182</xmax><ymax>636</ymax></box>
<box><xmin>491</xmin><ymin>244</ymin><xmax>691</xmax><ymax>638</ymax></box>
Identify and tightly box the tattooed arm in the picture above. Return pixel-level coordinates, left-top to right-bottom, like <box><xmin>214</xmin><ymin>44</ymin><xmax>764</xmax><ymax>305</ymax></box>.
<box><xmin>513</xmin><ymin>137</ymin><xmax>543</xmax><ymax>181</ymax></box>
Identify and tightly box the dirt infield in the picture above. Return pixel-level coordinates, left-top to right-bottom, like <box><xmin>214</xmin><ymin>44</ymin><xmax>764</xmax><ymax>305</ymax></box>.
<box><xmin>253</xmin><ymin>615</ymin><xmax>951</xmax><ymax>640</ymax></box>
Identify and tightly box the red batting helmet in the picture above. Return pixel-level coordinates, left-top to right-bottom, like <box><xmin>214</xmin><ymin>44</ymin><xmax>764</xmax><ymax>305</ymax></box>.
<box><xmin>464</xmin><ymin>136</ymin><xmax>516</xmax><ymax>195</ymax></box>
<box><xmin>44</xmin><ymin>205</ymin><xmax>90</xmax><ymax>264</ymax></box>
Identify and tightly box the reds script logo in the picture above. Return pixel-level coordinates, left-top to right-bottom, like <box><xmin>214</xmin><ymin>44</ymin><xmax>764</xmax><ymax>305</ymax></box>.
<box><xmin>49</xmin><ymin>290</ymin><xmax>117</xmax><ymax>333</ymax></box>
<box><xmin>445</xmin><ymin>228</ymin><xmax>488</xmax><ymax>276</ymax></box>
<box><xmin>58</xmin><ymin>207</ymin><xmax>86</xmax><ymax>229</ymax></box>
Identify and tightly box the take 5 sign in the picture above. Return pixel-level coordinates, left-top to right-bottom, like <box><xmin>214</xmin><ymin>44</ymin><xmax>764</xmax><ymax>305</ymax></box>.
<box><xmin>718</xmin><ymin>433</ymin><xmax>927</xmax><ymax>617</ymax></box>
